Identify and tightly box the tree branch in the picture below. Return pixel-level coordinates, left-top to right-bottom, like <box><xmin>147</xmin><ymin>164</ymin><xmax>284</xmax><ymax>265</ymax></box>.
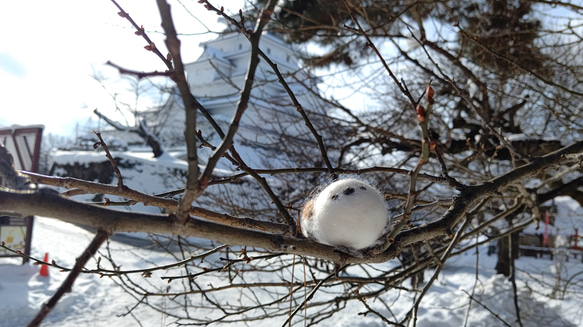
<box><xmin>27</xmin><ymin>230</ymin><xmax>109</xmax><ymax>327</ymax></box>
<box><xmin>110</xmin><ymin>0</ymin><xmax>173</xmax><ymax>70</ymax></box>
<box><xmin>156</xmin><ymin>0</ymin><xmax>201</xmax><ymax>224</ymax></box>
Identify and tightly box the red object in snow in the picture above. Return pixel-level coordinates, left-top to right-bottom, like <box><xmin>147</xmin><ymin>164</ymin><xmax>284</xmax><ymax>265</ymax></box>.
<box><xmin>39</xmin><ymin>253</ymin><xmax>49</xmax><ymax>277</ymax></box>
<box><xmin>574</xmin><ymin>228</ymin><xmax>583</xmax><ymax>251</ymax></box>
<box><xmin>542</xmin><ymin>211</ymin><xmax>550</xmax><ymax>247</ymax></box>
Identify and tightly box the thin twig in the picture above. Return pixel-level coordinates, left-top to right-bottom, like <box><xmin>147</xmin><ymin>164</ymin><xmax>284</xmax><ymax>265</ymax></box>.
<box><xmin>93</xmin><ymin>132</ymin><xmax>124</xmax><ymax>188</ymax></box>
<box><xmin>460</xmin><ymin>289</ymin><xmax>513</xmax><ymax>327</ymax></box>
<box><xmin>0</xmin><ymin>241</ymin><xmax>226</xmax><ymax>278</ymax></box>
<box><xmin>463</xmin><ymin>234</ymin><xmax>481</xmax><ymax>327</ymax></box>
<box><xmin>343</xmin><ymin>0</ymin><xmax>417</xmax><ymax>109</ymax></box>
<box><xmin>153</xmin><ymin>164</ymin><xmax>463</xmax><ymax>198</ymax></box>
<box><xmin>378</xmin><ymin>87</ymin><xmax>434</xmax><ymax>252</ymax></box>
<box><xmin>405</xmin><ymin>217</ymin><xmax>470</xmax><ymax>326</ymax></box>
<box><xmin>355</xmin><ymin>290</ymin><xmax>404</xmax><ymax>326</ymax></box>
<box><xmin>24</xmin><ymin>171</ymin><xmax>176</xmax><ymax>209</ymax></box>
<box><xmin>110</xmin><ymin>0</ymin><xmax>173</xmax><ymax>70</ymax></box>
<box><xmin>509</xmin><ymin>235</ymin><xmax>524</xmax><ymax>327</ymax></box>
<box><xmin>105</xmin><ymin>61</ymin><xmax>171</xmax><ymax>79</ymax></box>
<box><xmin>458</xmin><ymin>26</ymin><xmax>583</xmax><ymax>97</ymax></box>
<box><xmin>282</xmin><ymin>266</ymin><xmax>344</xmax><ymax>326</ymax></box>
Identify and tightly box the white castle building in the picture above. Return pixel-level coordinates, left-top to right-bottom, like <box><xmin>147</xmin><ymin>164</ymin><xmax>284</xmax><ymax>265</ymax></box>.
<box><xmin>148</xmin><ymin>29</ymin><xmax>330</xmax><ymax>169</ymax></box>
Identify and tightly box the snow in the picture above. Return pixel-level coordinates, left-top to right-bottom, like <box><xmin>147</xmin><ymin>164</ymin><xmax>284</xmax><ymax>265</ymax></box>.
<box><xmin>52</xmin><ymin>149</ymin><xmax>187</xmax><ymax>170</ymax></box>
<box><xmin>0</xmin><ymin>218</ymin><xmax>169</xmax><ymax>326</ymax></box>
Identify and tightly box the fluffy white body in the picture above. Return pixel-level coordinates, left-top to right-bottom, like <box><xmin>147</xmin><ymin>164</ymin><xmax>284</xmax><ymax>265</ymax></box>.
<box><xmin>301</xmin><ymin>179</ymin><xmax>388</xmax><ymax>250</ymax></box>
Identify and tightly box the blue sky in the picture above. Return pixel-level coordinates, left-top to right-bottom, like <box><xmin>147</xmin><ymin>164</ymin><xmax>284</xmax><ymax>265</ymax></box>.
<box><xmin>0</xmin><ymin>0</ymin><xmax>242</xmax><ymax>136</ymax></box>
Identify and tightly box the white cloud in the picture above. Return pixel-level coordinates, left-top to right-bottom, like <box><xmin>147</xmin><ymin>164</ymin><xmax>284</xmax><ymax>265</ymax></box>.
<box><xmin>0</xmin><ymin>0</ymin><xmax>243</xmax><ymax>136</ymax></box>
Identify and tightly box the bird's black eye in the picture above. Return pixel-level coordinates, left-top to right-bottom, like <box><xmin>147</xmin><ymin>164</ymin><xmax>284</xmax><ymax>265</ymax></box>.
<box><xmin>331</xmin><ymin>194</ymin><xmax>339</xmax><ymax>200</ymax></box>
<box><xmin>343</xmin><ymin>187</ymin><xmax>355</xmax><ymax>195</ymax></box>
<box><xmin>360</xmin><ymin>186</ymin><xmax>367</xmax><ymax>191</ymax></box>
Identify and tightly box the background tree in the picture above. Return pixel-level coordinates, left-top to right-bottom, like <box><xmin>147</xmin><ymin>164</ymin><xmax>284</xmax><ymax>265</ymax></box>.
<box><xmin>91</xmin><ymin>71</ymin><xmax>173</xmax><ymax>158</ymax></box>
<box><xmin>258</xmin><ymin>0</ymin><xmax>583</xmax><ymax>275</ymax></box>
<box><xmin>1</xmin><ymin>0</ymin><xmax>583</xmax><ymax>326</ymax></box>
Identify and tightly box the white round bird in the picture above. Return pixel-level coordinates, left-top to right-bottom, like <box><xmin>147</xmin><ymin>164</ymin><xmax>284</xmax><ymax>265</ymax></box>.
<box><xmin>301</xmin><ymin>179</ymin><xmax>388</xmax><ymax>250</ymax></box>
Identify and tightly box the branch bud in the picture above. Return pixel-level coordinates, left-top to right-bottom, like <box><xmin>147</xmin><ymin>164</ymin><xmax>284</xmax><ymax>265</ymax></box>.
<box><xmin>429</xmin><ymin>140</ymin><xmax>437</xmax><ymax>151</ymax></box>
<box><xmin>426</xmin><ymin>85</ymin><xmax>434</xmax><ymax>104</ymax></box>
<box><xmin>416</xmin><ymin>104</ymin><xmax>426</xmax><ymax>123</ymax></box>
<box><xmin>135</xmin><ymin>25</ymin><xmax>145</xmax><ymax>36</ymax></box>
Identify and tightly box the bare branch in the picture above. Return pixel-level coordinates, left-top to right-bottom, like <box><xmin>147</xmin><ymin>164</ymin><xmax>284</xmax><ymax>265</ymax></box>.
<box><xmin>110</xmin><ymin>0</ymin><xmax>173</xmax><ymax>70</ymax></box>
<box><xmin>27</xmin><ymin>230</ymin><xmax>109</xmax><ymax>327</ymax></box>
<box><xmin>155</xmin><ymin>0</ymin><xmax>201</xmax><ymax>224</ymax></box>
<box><xmin>105</xmin><ymin>61</ymin><xmax>171</xmax><ymax>79</ymax></box>
<box><xmin>93</xmin><ymin>132</ymin><xmax>124</xmax><ymax>188</ymax></box>
<box><xmin>343</xmin><ymin>0</ymin><xmax>417</xmax><ymax>109</ymax></box>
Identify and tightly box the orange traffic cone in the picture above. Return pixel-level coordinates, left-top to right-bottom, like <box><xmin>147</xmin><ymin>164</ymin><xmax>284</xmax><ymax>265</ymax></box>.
<box><xmin>39</xmin><ymin>253</ymin><xmax>49</xmax><ymax>277</ymax></box>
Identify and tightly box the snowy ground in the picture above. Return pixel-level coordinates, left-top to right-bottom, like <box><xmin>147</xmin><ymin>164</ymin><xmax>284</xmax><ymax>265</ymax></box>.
<box><xmin>2</xmin><ymin>216</ymin><xmax>583</xmax><ymax>326</ymax></box>
<box><xmin>0</xmin><ymin>218</ymin><xmax>170</xmax><ymax>327</ymax></box>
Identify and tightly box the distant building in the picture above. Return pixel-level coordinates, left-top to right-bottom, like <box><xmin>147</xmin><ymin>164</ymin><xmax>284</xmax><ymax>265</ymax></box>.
<box><xmin>148</xmin><ymin>30</ymin><xmax>330</xmax><ymax>168</ymax></box>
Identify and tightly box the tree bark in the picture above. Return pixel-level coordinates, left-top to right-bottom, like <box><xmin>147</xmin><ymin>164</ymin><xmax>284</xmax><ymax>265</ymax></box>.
<box><xmin>496</xmin><ymin>231</ymin><xmax>520</xmax><ymax>276</ymax></box>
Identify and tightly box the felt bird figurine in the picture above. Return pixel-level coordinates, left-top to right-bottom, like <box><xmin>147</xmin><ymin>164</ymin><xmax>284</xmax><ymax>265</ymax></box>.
<box><xmin>301</xmin><ymin>179</ymin><xmax>388</xmax><ymax>250</ymax></box>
